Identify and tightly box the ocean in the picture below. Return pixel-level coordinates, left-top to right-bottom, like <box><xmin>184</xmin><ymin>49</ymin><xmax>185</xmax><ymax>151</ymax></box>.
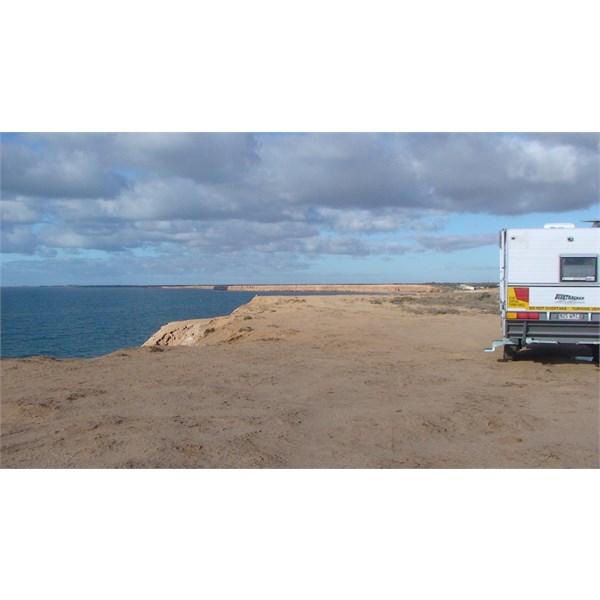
<box><xmin>0</xmin><ymin>286</ymin><xmax>262</xmax><ymax>359</ymax></box>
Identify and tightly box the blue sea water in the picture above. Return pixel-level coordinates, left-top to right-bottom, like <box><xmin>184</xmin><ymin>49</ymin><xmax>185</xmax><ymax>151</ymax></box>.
<box><xmin>0</xmin><ymin>287</ymin><xmax>262</xmax><ymax>359</ymax></box>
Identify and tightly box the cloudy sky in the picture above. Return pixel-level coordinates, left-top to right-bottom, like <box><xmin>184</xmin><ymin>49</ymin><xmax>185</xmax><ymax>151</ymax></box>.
<box><xmin>1</xmin><ymin>132</ymin><xmax>598</xmax><ymax>286</ymax></box>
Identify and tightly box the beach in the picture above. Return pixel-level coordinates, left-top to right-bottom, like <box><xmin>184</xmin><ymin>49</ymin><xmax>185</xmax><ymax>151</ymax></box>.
<box><xmin>1</xmin><ymin>290</ymin><xmax>598</xmax><ymax>468</ymax></box>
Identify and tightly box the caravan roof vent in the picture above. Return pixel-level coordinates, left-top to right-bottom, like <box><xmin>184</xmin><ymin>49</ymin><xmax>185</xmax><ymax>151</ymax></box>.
<box><xmin>543</xmin><ymin>223</ymin><xmax>575</xmax><ymax>229</ymax></box>
<box><xmin>582</xmin><ymin>219</ymin><xmax>600</xmax><ymax>228</ymax></box>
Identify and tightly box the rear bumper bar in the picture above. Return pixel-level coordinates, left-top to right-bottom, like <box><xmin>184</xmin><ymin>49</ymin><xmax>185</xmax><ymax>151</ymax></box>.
<box><xmin>485</xmin><ymin>337</ymin><xmax>600</xmax><ymax>352</ymax></box>
<box><xmin>485</xmin><ymin>319</ymin><xmax>600</xmax><ymax>352</ymax></box>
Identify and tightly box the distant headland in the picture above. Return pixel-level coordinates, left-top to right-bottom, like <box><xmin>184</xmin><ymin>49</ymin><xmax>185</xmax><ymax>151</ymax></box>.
<box><xmin>158</xmin><ymin>283</ymin><xmax>495</xmax><ymax>293</ymax></box>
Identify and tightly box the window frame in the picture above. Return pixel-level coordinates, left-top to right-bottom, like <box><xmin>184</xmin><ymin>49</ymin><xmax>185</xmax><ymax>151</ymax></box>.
<box><xmin>559</xmin><ymin>255</ymin><xmax>598</xmax><ymax>282</ymax></box>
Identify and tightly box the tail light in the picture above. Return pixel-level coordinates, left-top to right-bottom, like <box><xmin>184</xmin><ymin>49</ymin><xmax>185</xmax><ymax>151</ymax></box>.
<box><xmin>506</xmin><ymin>312</ymin><xmax>540</xmax><ymax>319</ymax></box>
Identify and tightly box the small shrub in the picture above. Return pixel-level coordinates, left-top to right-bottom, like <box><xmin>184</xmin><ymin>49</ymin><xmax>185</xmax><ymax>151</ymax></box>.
<box><xmin>203</xmin><ymin>327</ymin><xmax>216</xmax><ymax>337</ymax></box>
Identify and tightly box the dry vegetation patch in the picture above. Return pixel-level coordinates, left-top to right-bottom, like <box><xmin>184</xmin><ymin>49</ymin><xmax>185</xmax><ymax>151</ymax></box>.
<box><xmin>378</xmin><ymin>288</ymin><xmax>499</xmax><ymax>315</ymax></box>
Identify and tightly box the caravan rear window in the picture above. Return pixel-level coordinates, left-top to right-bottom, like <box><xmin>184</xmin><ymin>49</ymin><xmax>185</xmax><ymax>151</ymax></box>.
<box><xmin>560</xmin><ymin>256</ymin><xmax>597</xmax><ymax>282</ymax></box>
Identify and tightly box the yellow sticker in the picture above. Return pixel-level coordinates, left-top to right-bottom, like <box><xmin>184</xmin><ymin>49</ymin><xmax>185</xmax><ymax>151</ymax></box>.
<box><xmin>507</xmin><ymin>287</ymin><xmax>530</xmax><ymax>309</ymax></box>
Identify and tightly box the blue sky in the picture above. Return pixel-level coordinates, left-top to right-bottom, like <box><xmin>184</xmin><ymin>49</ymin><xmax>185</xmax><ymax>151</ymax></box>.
<box><xmin>1</xmin><ymin>132</ymin><xmax>598</xmax><ymax>286</ymax></box>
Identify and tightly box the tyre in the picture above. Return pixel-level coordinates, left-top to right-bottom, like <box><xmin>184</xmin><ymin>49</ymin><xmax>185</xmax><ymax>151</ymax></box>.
<box><xmin>503</xmin><ymin>344</ymin><xmax>519</xmax><ymax>361</ymax></box>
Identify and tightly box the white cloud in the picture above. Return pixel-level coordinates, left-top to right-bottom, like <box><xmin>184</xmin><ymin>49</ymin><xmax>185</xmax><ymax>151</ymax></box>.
<box><xmin>1</xmin><ymin>140</ymin><xmax>125</xmax><ymax>199</ymax></box>
<box><xmin>317</xmin><ymin>208</ymin><xmax>409</xmax><ymax>233</ymax></box>
<box><xmin>412</xmin><ymin>233</ymin><xmax>498</xmax><ymax>253</ymax></box>
<box><xmin>0</xmin><ymin>223</ymin><xmax>39</xmax><ymax>254</ymax></box>
<box><xmin>0</xmin><ymin>198</ymin><xmax>40</xmax><ymax>223</ymax></box>
<box><xmin>506</xmin><ymin>138</ymin><xmax>577</xmax><ymax>183</ymax></box>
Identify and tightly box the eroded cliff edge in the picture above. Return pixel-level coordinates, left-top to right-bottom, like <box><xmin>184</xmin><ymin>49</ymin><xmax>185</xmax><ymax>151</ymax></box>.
<box><xmin>142</xmin><ymin>295</ymin><xmax>307</xmax><ymax>347</ymax></box>
<box><xmin>142</xmin><ymin>288</ymin><xmax>498</xmax><ymax>349</ymax></box>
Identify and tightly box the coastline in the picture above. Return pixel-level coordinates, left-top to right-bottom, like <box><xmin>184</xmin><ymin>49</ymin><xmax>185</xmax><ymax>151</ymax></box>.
<box><xmin>157</xmin><ymin>284</ymin><xmax>439</xmax><ymax>293</ymax></box>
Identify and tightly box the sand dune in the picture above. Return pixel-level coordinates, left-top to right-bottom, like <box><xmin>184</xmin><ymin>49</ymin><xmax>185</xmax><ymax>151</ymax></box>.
<box><xmin>1</xmin><ymin>292</ymin><xmax>598</xmax><ymax>468</ymax></box>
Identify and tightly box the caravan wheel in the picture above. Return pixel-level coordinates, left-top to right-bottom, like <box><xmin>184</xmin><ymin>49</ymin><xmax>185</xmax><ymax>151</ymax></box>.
<box><xmin>503</xmin><ymin>344</ymin><xmax>519</xmax><ymax>361</ymax></box>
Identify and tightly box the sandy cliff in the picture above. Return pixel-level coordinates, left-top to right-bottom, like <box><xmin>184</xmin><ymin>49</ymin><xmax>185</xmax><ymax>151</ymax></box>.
<box><xmin>142</xmin><ymin>290</ymin><xmax>497</xmax><ymax>349</ymax></box>
<box><xmin>143</xmin><ymin>296</ymin><xmax>314</xmax><ymax>347</ymax></box>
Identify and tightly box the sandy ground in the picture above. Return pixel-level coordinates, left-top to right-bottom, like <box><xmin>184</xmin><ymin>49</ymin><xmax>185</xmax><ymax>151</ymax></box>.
<box><xmin>1</xmin><ymin>291</ymin><xmax>598</xmax><ymax>468</ymax></box>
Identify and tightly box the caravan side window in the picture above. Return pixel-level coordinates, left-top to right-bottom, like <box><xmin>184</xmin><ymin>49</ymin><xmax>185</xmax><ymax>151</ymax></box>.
<box><xmin>560</xmin><ymin>256</ymin><xmax>597</xmax><ymax>282</ymax></box>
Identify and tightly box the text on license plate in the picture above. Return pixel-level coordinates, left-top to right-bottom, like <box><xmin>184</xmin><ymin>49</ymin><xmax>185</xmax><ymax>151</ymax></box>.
<box><xmin>558</xmin><ymin>313</ymin><xmax>583</xmax><ymax>320</ymax></box>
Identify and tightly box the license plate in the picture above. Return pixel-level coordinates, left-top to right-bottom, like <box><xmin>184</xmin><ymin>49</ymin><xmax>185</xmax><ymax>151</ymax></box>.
<box><xmin>558</xmin><ymin>313</ymin><xmax>583</xmax><ymax>320</ymax></box>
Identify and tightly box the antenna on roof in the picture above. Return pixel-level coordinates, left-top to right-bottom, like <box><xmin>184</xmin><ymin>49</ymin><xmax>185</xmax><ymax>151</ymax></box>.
<box><xmin>581</xmin><ymin>219</ymin><xmax>600</xmax><ymax>228</ymax></box>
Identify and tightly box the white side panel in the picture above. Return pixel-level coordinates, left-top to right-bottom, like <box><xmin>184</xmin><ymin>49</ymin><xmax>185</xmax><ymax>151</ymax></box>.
<box><xmin>529</xmin><ymin>287</ymin><xmax>600</xmax><ymax>310</ymax></box>
<box><xmin>506</xmin><ymin>228</ymin><xmax>600</xmax><ymax>284</ymax></box>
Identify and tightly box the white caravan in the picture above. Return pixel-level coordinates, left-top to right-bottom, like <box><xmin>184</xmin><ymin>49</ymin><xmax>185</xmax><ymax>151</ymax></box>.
<box><xmin>485</xmin><ymin>220</ymin><xmax>600</xmax><ymax>362</ymax></box>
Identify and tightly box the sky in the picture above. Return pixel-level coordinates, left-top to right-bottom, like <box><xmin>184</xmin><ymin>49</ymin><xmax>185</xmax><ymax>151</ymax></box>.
<box><xmin>1</xmin><ymin>132</ymin><xmax>598</xmax><ymax>286</ymax></box>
